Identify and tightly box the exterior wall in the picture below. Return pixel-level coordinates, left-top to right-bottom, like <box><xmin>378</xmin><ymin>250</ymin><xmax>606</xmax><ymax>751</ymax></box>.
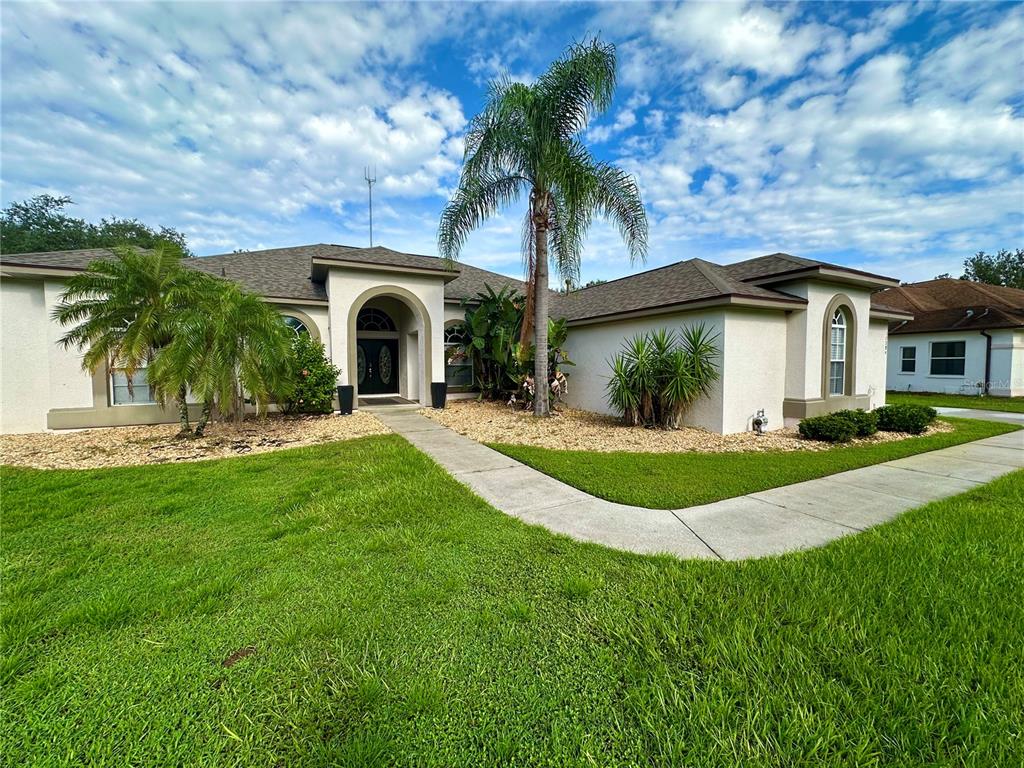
<box><xmin>0</xmin><ymin>277</ymin><xmax>335</xmax><ymax>434</ymax></box>
<box><xmin>1</xmin><ymin>279</ymin><xmax>52</xmax><ymax>433</ymax></box>
<box><xmin>720</xmin><ymin>309</ymin><xmax>788</xmax><ymax>434</ymax></box>
<box><xmin>778</xmin><ymin>279</ymin><xmax>879</xmax><ymax>423</ymax></box>
<box><xmin>444</xmin><ymin>303</ymin><xmax>466</xmax><ymax>326</ymax></box>
<box><xmin>888</xmin><ymin>328</ymin><xmax>1024</xmax><ymax>397</ymax></box>
<box><xmin>865</xmin><ymin>319</ymin><xmax>889</xmax><ymax>410</ymax></box>
<box><xmin>275</xmin><ymin>304</ymin><xmax>330</xmax><ymax>349</ymax></box>
<box><xmin>563</xmin><ymin>309</ymin><xmax>728</xmax><ymax>433</ymax></box>
<box><xmin>325</xmin><ymin>267</ymin><xmax>446</xmax><ymax>405</ymax></box>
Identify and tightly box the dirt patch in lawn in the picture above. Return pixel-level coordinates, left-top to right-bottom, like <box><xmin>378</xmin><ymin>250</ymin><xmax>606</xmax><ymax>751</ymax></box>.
<box><xmin>421</xmin><ymin>399</ymin><xmax>953</xmax><ymax>453</ymax></box>
<box><xmin>1</xmin><ymin>412</ymin><xmax>390</xmax><ymax>470</ymax></box>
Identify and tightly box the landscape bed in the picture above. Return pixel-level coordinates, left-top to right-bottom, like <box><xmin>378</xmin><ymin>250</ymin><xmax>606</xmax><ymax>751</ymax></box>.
<box><xmin>2</xmin><ymin>435</ymin><xmax>1022</xmax><ymax>766</ymax></box>
<box><xmin>493</xmin><ymin>417</ymin><xmax>1019</xmax><ymax>509</ymax></box>
<box><xmin>0</xmin><ymin>412</ymin><xmax>389</xmax><ymax>469</ymax></box>
<box><xmin>421</xmin><ymin>400</ymin><xmax>952</xmax><ymax>453</ymax></box>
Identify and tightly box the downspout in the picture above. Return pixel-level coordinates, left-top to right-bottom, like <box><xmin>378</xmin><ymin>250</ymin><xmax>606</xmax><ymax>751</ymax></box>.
<box><xmin>977</xmin><ymin>308</ymin><xmax>992</xmax><ymax>395</ymax></box>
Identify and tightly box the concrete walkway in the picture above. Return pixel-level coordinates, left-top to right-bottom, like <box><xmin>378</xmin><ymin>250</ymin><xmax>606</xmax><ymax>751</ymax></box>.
<box><xmin>935</xmin><ymin>407</ymin><xmax>1024</xmax><ymax>425</ymax></box>
<box><xmin>375</xmin><ymin>411</ymin><xmax>1023</xmax><ymax>561</ymax></box>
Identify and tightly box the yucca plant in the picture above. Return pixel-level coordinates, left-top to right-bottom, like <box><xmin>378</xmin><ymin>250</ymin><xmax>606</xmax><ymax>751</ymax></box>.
<box><xmin>605</xmin><ymin>324</ymin><xmax>719</xmax><ymax>429</ymax></box>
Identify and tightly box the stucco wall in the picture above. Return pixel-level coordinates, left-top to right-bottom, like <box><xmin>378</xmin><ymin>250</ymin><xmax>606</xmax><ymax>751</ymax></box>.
<box><xmin>777</xmin><ymin>280</ymin><xmax>876</xmax><ymax>401</ymax></box>
<box><xmin>563</xmin><ymin>309</ymin><xmax>728</xmax><ymax>433</ymax></box>
<box><xmin>326</xmin><ymin>267</ymin><xmax>446</xmax><ymax>403</ymax></box>
<box><xmin>865</xmin><ymin>319</ymin><xmax>889</xmax><ymax>409</ymax></box>
<box><xmin>1</xmin><ymin>279</ymin><xmax>52</xmax><ymax>433</ymax></box>
<box><xmin>276</xmin><ymin>304</ymin><xmax>330</xmax><ymax>351</ymax></box>
<box><xmin>720</xmin><ymin>309</ymin><xmax>788</xmax><ymax>434</ymax></box>
<box><xmin>990</xmin><ymin>329</ymin><xmax>1024</xmax><ymax>397</ymax></box>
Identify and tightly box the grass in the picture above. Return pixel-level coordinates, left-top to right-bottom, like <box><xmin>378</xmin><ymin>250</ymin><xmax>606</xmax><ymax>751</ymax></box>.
<box><xmin>493</xmin><ymin>417</ymin><xmax>1018</xmax><ymax>509</ymax></box>
<box><xmin>3</xmin><ymin>435</ymin><xmax>1023</xmax><ymax>766</ymax></box>
<box><xmin>887</xmin><ymin>390</ymin><xmax>1024</xmax><ymax>413</ymax></box>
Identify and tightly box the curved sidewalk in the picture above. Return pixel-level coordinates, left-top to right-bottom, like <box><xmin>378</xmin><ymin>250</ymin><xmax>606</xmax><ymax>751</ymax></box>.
<box><xmin>376</xmin><ymin>411</ymin><xmax>1023</xmax><ymax>561</ymax></box>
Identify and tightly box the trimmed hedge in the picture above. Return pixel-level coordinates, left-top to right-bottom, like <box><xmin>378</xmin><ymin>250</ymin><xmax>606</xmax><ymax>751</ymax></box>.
<box><xmin>798</xmin><ymin>409</ymin><xmax>879</xmax><ymax>443</ymax></box>
<box><xmin>875</xmin><ymin>403</ymin><xmax>937</xmax><ymax>435</ymax></box>
<box><xmin>834</xmin><ymin>409</ymin><xmax>878</xmax><ymax>438</ymax></box>
<box><xmin>798</xmin><ymin>413</ymin><xmax>857</xmax><ymax>443</ymax></box>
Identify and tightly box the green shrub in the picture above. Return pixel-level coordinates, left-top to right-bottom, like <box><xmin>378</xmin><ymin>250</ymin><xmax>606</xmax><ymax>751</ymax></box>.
<box><xmin>798</xmin><ymin>413</ymin><xmax>857</xmax><ymax>443</ymax></box>
<box><xmin>833</xmin><ymin>409</ymin><xmax>878</xmax><ymax>437</ymax></box>
<box><xmin>875</xmin><ymin>403</ymin><xmax>937</xmax><ymax>434</ymax></box>
<box><xmin>605</xmin><ymin>326</ymin><xmax>720</xmax><ymax>429</ymax></box>
<box><xmin>282</xmin><ymin>334</ymin><xmax>340</xmax><ymax>414</ymax></box>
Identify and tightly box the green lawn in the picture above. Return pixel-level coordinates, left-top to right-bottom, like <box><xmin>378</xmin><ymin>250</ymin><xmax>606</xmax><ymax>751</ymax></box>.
<box><xmin>887</xmin><ymin>391</ymin><xmax>1024</xmax><ymax>413</ymax></box>
<box><xmin>494</xmin><ymin>417</ymin><xmax>1019</xmax><ymax>509</ymax></box>
<box><xmin>3</xmin><ymin>435</ymin><xmax>1023</xmax><ymax>766</ymax></box>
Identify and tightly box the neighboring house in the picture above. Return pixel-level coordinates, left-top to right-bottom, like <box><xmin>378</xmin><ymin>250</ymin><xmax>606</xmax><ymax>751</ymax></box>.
<box><xmin>1</xmin><ymin>245</ymin><xmax>902</xmax><ymax>434</ymax></box>
<box><xmin>874</xmin><ymin>278</ymin><xmax>1024</xmax><ymax>397</ymax></box>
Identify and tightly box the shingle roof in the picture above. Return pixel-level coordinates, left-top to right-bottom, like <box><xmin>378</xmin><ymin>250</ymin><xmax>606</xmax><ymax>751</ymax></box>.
<box><xmin>2</xmin><ymin>244</ymin><xmax>907</xmax><ymax>323</ymax></box>
<box><xmin>873</xmin><ymin>278</ymin><xmax>1024</xmax><ymax>334</ymax></box>
<box><xmin>551</xmin><ymin>258</ymin><xmax>806</xmax><ymax>323</ymax></box>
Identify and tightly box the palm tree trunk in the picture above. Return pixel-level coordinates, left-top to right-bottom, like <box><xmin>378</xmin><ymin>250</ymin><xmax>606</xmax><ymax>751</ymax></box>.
<box><xmin>193</xmin><ymin>401</ymin><xmax>213</xmax><ymax>437</ymax></box>
<box><xmin>176</xmin><ymin>385</ymin><xmax>191</xmax><ymax>436</ymax></box>
<box><xmin>533</xmin><ymin>212</ymin><xmax>550</xmax><ymax>417</ymax></box>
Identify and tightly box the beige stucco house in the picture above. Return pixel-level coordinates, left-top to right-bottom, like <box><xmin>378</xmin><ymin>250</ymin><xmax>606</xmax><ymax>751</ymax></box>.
<box><xmin>0</xmin><ymin>244</ymin><xmax>906</xmax><ymax>435</ymax></box>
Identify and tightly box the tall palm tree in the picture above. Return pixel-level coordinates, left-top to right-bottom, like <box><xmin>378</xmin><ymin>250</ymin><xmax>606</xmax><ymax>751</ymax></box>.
<box><xmin>438</xmin><ymin>38</ymin><xmax>647</xmax><ymax>416</ymax></box>
<box><xmin>53</xmin><ymin>242</ymin><xmax>203</xmax><ymax>434</ymax></box>
<box><xmin>150</xmin><ymin>280</ymin><xmax>294</xmax><ymax>434</ymax></box>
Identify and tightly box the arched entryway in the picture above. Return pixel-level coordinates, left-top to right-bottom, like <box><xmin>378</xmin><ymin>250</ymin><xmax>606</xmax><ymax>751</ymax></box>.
<box><xmin>346</xmin><ymin>286</ymin><xmax>433</xmax><ymax>404</ymax></box>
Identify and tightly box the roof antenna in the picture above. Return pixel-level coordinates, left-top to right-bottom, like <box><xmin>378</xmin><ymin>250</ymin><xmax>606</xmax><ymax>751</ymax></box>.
<box><xmin>364</xmin><ymin>165</ymin><xmax>376</xmax><ymax>247</ymax></box>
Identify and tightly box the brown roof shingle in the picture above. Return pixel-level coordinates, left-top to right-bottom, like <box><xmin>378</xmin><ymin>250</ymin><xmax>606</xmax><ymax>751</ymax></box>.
<box><xmin>874</xmin><ymin>278</ymin><xmax>1024</xmax><ymax>333</ymax></box>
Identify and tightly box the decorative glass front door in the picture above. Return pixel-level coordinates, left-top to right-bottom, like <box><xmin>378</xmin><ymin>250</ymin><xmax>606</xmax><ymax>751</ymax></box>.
<box><xmin>357</xmin><ymin>339</ymin><xmax>399</xmax><ymax>394</ymax></box>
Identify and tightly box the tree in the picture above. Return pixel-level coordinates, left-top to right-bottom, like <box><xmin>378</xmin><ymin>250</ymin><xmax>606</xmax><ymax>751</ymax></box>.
<box><xmin>1</xmin><ymin>194</ymin><xmax>190</xmax><ymax>255</ymax></box>
<box><xmin>150</xmin><ymin>281</ymin><xmax>294</xmax><ymax>434</ymax></box>
<box><xmin>52</xmin><ymin>243</ymin><xmax>205</xmax><ymax>434</ymax></box>
<box><xmin>960</xmin><ymin>249</ymin><xmax>1023</xmax><ymax>289</ymax></box>
<box><xmin>438</xmin><ymin>39</ymin><xmax>647</xmax><ymax>416</ymax></box>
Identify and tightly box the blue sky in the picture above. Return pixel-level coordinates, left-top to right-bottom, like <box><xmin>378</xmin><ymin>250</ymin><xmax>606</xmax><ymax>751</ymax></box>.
<box><xmin>2</xmin><ymin>1</ymin><xmax>1022</xmax><ymax>284</ymax></box>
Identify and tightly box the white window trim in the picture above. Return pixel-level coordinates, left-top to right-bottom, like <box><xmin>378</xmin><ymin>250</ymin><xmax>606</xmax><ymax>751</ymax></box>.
<box><xmin>828</xmin><ymin>310</ymin><xmax>847</xmax><ymax>396</ymax></box>
<box><xmin>109</xmin><ymin>367</ymin><xmax>157</xmax><ymax>406</ymax></box>
<box><xmin>899</xmin><ymin>345</ymin><xmax>916</xmax><ymax>375</ymax></box>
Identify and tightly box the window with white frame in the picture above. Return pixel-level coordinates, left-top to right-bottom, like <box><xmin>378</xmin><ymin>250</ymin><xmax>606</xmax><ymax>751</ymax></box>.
<box><xmin>282</xmin><ymin>315</ymin><xmax>309</xmax><ymax>336</ymax></box>
<box><xmin>444</xmin><ymin>324</ymin><xmax>473</xmax><ymax>387</ymax></box>
<box><xmin>930</xmin><ymin>341</ymin><xmax>966</xmax><ymax>376</ymax></box>
<box><xmin>900</xmin><ymin>346</ymin><xmax>916</xmax><ymax>374</ymax></box>
<box><xmin>829</xmin><ymin>308</ymin><xmax>847</xmax><ymax>396</ymax></box>
<box><xmin>111</xmin><ymin>367</ymin><xmax>155</xmax><ymax>405</ymax></box>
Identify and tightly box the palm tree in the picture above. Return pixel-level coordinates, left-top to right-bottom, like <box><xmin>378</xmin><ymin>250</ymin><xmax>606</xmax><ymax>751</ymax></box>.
<box><xmin>53</xmin><ymin>243</ymin><xmax>203</xmax><ymax>434</ymax></box>
<box><xmin>438</xmin><ymin>38</ymin><xmax>647</xmax><ymax>416</ymax></box>
<box><xmin>150</xmin><ymin>280</ymin><xmax>294</xmax><ymax>435</ymax></box>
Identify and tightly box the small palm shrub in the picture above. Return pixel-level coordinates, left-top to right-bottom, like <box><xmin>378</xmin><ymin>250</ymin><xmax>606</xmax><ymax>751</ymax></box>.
<box><xmin>834</xmin><ymin>409</ymin><xmax>878</xmax><ymax>437</ymax></box>
<box><xmin>283</xmin><ymin>334</ymin><xmax>340</xmax><ymax>414</ymax></box>
<box><xmin>875</xmin><ymin>404</ymin><xmax>937</xmax><ymax>434</ymax></box>
<box><xmin>798</xmin><ymin>413</ymin><xmax>858</xmax><ymax>443</ymax></box>
<box><xmin>605</xmin><ymin>325</ymin><xmax>720</xmax><ymax>429</ymax></box>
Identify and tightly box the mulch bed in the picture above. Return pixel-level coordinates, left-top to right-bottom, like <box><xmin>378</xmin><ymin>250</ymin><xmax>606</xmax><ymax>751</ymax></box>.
<box><xmin>1</xmin><ymin>412</ymin><xmax>390</xmax><ymax>470</ymax></box>
<box><xmin>421</xmin><ymin>400</ymin><xmax>953</xmax><ymax>453</ymax></box>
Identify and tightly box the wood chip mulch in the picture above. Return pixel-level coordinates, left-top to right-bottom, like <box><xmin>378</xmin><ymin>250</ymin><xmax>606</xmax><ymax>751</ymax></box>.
<box><xmin>421</xmin><ymin>400</ymin><xmax>953</xmax><ymax>453</ymax></box>
<box><xmin>1</xmin><ymin>412</ymin><xmax>390</xmax><ymax>470</ymax></box>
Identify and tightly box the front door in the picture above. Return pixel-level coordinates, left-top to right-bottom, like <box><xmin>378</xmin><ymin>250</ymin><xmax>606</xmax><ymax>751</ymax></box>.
<box><xmin>357</xmin><ymin>339</ymin><xmax>399</xmax><ymax>395</ymax></box>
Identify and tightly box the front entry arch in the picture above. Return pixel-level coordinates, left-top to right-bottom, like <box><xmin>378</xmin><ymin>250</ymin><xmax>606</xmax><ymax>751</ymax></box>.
<box><xmin>346</xmin><ymin>285</ymin><xmax>434</xmax><ymax>403</ymax></box>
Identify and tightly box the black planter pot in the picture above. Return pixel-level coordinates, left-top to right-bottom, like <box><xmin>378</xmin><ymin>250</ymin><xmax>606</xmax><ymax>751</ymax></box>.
<box><xmin>337</xmin><ymin>385</ymin><xmax>354</xmax><ymax>415</ymax></box>
<box><xmin>430</xmin><ymin>382</ymin><xmax>447</xmax><ymax>409</ymax></box>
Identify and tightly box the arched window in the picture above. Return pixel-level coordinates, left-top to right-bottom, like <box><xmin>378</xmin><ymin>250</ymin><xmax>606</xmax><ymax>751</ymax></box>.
<box><xmin>356</xmin><ymin>307</ymin><xmax>397</xmax><ymax>332</ymax></box>
<box><xmin>282</xmin><ymin>315</ymin><xmax>309</xmax><ymax>336</ymax></box>
<box><xmin>444</xmin><ymin>323</ymin><xmax>473</xmax><ymax>387</ymax></box>
<box><xmin>829</xmin><ymin>308</ymin><xmax>848</xmax><ymax>396</ymax></box>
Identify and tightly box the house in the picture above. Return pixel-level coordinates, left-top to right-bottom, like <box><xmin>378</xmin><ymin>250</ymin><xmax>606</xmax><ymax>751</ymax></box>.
<box><xmin>0</xmin><ymin>245</ymin><xmax>904</xmax><ymax>435</ymax></box>
<box><xmin>874</xmin><ymin>278</ymin><xmax>1024</xmax><ymax>397</ymax></box>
